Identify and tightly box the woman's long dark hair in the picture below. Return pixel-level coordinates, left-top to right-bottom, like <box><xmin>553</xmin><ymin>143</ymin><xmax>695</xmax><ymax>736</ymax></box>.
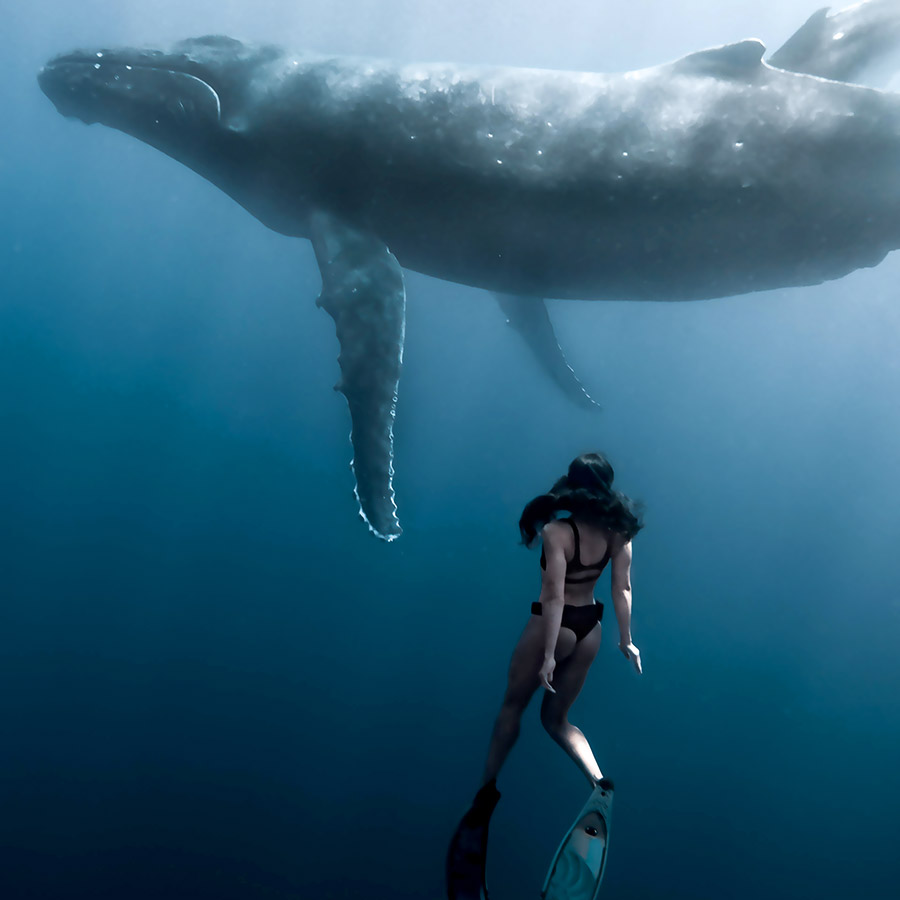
<box><xmin>519</xmin><ymin>452</ymin><xmax>643</xmax><ymax>546</ymax></box>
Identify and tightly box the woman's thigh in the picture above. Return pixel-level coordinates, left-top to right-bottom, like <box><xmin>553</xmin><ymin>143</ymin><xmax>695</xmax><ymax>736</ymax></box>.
<box><xmin>541</xmin><ymin>624</ymin><xmax>603</xmax><ymax>720</ymax></box>
<box><xmin>503</xmin><ymin>615</ymin><xmax>577</xmax><ymax>706</ymax></box>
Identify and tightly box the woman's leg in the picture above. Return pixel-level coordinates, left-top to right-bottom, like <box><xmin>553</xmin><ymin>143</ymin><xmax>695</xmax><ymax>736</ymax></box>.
<box><xmin>481</xmin><ymin>616</ymin><xmax>577</xmax><ymax>784</ymax></box>
<box><xmin>539</xmin><ymin>624</ymin><xmax>604</xmax><ymax>787</ymax></box>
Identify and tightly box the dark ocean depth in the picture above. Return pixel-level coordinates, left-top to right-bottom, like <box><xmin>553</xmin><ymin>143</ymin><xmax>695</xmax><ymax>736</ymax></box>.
<box><xmin>2</xmin><ymin>2</ymin><xmax>899</xmax><ymax>898</ymax></box>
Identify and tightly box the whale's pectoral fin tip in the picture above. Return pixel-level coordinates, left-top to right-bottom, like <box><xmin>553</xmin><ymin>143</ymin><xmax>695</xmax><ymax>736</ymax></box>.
<box><xmin>358</xmin><ymin>495</ymin><xmax>402</xmax><ymax>542</ymax></box>
<box><xmin>366</xmin><ymin>518</ymin><xmax>402</xmax><ymax>542</ymax></box>
<box><xmin>312</xmin><ymin>212</ymin><xmax>406</xmax><ymax>540</ymax></box>
<box><xmin>494</xmin><ymin>292</ymin><xmax>600</xmax><ymax>411</ymax></box>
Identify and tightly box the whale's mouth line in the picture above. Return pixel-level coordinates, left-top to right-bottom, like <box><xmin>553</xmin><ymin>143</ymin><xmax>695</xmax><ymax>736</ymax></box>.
<box><xmin>43</xmin><ymin>57</ymin><xmax>223</xmax><ymax>122</ymax></box>
<box><xmin>135</xmin><ymin>66</ymin><xmax>222</xmax><ymax>121</ymax></box>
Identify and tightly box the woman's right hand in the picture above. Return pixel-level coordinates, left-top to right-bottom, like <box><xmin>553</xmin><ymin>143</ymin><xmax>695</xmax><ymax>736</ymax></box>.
<box><xmin>619</xmin><ymin>641</ymin><xmax>642</xmax><ymax>675</ymax></box>
<box><xmin>538</xmin><ymin>656</ymin><xmax>557</xmax><ymax>693</ymax></box>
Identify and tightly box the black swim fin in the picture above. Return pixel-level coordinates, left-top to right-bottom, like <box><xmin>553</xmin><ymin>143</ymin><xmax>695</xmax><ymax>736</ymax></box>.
<box><xmin>446</xmin><ymin>780</ymin><xmax>501</xmax><ymax>900</ymax></box>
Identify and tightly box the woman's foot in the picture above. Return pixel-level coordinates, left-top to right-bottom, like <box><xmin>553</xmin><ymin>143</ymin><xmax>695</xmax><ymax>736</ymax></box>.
<box><xmin>471</xmin><ymin>779</ymin><xmax>501</xmax><ymax>815</ymax></box>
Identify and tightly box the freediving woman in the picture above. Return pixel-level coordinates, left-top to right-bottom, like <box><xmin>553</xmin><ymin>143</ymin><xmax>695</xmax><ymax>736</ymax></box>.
<box><xmin>446</xmin><ymin>452</ymin><xmax>643</xmax><ymax>900</ymax></box>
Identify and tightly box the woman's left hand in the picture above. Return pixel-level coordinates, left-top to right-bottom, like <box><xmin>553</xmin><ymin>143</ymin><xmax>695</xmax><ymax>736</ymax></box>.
<box><xmin>619</xmin><ymin>641</ymin><xmax>642</xmax><ymax>675</ymax></box>
<box><xmin>539</xmin><ymin>656</ymin><xmax>556</xmax><ymax>692</ymax></box>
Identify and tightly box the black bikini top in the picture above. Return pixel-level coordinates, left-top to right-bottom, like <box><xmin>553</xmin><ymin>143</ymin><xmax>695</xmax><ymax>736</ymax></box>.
<box><xmin>541</xmin><ymin>518</ymin><xmax>611</xmax><ymax>585</ymax></box>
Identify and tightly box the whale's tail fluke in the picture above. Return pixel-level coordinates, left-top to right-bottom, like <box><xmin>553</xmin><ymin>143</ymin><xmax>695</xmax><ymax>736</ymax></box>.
<box><xmin>769</xmin><ymin>0</ymin><xmax>900</xmax><ymax>85</ymax></box>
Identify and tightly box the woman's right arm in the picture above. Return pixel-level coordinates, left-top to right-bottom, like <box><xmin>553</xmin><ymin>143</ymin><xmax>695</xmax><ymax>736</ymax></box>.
<box><xmin>537</xmin><ymin>523</ymin><xmax>568</xmax><ymax>692</ymax></box>
<box><xmin>610</xmin><ymin>539</ymin><xmax>642</xmax><ymax>675</ymax></box>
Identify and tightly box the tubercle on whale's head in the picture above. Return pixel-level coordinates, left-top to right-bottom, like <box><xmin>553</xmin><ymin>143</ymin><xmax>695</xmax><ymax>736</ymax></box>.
<box><xmin>37</xmin><ymin>36</ymin><xmax>282</xmax><ymax>145</ymax></box>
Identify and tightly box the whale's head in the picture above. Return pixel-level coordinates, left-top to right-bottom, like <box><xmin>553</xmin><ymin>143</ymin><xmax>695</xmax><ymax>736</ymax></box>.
<box><xmin>38</xmin><ymin>36</ymin><xmax>280</xmax><ymax>163</ymax></box>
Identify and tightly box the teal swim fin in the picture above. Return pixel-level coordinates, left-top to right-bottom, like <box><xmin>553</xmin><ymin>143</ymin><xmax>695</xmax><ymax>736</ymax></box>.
<box><xmin>542</xmin><ymin>778</ymin><xmax>614</xmax><ymax>900</ymax></box>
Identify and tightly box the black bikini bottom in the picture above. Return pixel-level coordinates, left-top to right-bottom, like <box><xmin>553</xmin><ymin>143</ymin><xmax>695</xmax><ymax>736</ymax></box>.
<box><xmin>531</xmin><ymin>602</ymin><xmax>604</xmax><ymax>642</ymax></box>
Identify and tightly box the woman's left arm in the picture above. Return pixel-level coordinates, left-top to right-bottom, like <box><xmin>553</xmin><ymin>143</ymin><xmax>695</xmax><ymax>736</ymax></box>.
<box><xmin>611</xmin><ymin>539</ymin><xmax>642</xmax><ymax>675</ymax></box>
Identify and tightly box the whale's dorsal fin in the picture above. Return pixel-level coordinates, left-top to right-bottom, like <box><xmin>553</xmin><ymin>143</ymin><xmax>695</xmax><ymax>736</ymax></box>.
<box><xmin>671</xmin><ymin>39</ymin><xmax>767</xmax><ymax>79</ymax></box>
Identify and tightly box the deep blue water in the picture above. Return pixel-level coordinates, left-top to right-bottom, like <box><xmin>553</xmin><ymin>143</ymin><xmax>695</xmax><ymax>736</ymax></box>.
<box><xmin>3</xmin><ymin>2</ymin><xmax>900</xmax><ymax>898</ymax></box>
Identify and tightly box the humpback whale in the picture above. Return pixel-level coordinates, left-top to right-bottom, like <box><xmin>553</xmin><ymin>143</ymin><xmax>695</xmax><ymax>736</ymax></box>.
<box><xmin>38</xmin><ymin>1</ymin><xmax>900</xmax><ymax>539</ymax></box>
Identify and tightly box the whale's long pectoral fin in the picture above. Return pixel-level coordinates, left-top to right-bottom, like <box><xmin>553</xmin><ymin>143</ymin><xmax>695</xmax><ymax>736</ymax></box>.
<box><xmin>769</xmin><ymin>0</ymin><xmax>900</xmax><ymax>84</ymax></box>
<box><xmin>311</xmin><ymin>213</ymin><xmax>405</xmax><ymax>541</ymax></box>
<box><xmin>494</xmin><ymin>293</ymin><xmax>599</xmax><ymax>410</ymax></box>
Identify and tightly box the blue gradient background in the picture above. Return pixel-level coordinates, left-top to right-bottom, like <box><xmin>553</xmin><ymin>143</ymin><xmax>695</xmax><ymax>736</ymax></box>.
<box><xmin>2</xmin><ymin>2</ymin><xmax>899</xmax><ymax>897</ymax></box>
